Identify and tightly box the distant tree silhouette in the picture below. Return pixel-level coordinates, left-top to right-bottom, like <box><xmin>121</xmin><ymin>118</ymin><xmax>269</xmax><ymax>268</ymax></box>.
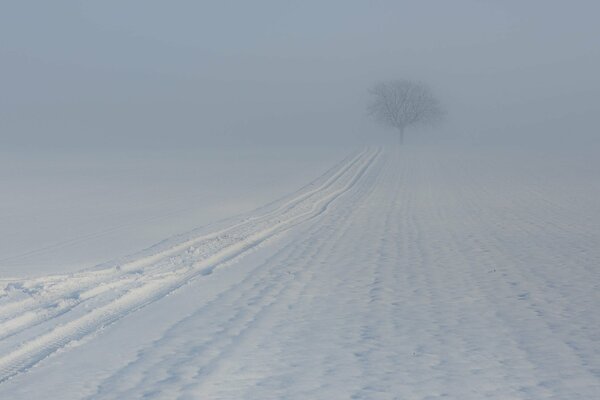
<box><xmin>368</xmin><ymin>80</ymin><xmax>443</xmax><ymax>145</ymax></box>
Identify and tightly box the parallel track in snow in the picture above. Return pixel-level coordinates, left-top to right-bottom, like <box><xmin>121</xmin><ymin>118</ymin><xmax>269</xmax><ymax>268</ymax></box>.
<box><xmin>0</xmin><ymin>148</ymin><xmax>380</xmax><ymax>384</ymax></box>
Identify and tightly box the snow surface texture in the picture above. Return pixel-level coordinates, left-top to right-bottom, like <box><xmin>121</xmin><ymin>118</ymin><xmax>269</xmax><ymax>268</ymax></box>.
<box><xmin>0</xmin><ymin>147</ymin><xmax>345</xmax><ymax>277</ymax></box>
<box><xmin>0</xmin><ymin>147</ymin><xmax>599</xmax><ymax>399</ymax></box>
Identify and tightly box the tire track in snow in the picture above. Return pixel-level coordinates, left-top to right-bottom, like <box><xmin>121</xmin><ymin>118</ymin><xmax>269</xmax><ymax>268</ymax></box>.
<box><xmin>0</xmin><ymin>149</ymin><xmax>369</xmax><ymax>331</ymax></box>
<box><xmin>0</xmin><ymin>148</ymin><xmax>380</xmax><ymax>384</ymax></box>
<box><xmin>0</xmin><ymin>149</ymin><xmax>367</xmax><ymax>327</ymax></box>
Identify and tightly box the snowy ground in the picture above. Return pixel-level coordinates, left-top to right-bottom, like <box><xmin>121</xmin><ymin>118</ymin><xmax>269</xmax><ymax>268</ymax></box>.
<box><xmin>0</xmin><ymin>146</ymin><xmax>599</xmax><ymax>399</ymax></box>
<box><xmin>0</xmin><ymin>146</ymin><xmax>346</xmax><ymax>277</ymax></box>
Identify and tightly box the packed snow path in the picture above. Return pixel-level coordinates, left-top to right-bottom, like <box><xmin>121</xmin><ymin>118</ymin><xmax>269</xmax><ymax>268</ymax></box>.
<box><xmin>0</xmin><ymin>147</ymin><xmax>599</xmax><ymax>399</ymax></box>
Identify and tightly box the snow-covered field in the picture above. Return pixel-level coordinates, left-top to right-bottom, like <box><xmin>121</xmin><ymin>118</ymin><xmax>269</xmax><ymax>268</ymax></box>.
<box><xmin>0</xmin><ymin>146</ymin><xmax>599</xmax><ymax>399</ymax></box>
<box><xmin>0</xmin><ymin>146</ymin><xmax>346</xmax><ymax>278</ymax></box>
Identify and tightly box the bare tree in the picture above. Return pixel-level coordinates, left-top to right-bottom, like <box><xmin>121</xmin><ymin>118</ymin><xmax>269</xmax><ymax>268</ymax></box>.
<box><xmin>368</xmin><ymin>80</ymin><xmax>443</xmax><ymax>145</ymax></box>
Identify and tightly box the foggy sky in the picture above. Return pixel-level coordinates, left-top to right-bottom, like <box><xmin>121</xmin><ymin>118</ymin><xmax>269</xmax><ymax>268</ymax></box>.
<box><xmin>2</xmin><ymin>1</ymin><xmax>599</xmax><ymax>150</ymax></box>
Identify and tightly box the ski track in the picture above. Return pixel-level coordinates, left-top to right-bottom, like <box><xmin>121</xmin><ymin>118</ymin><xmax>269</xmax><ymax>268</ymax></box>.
<box><xmin>1</xmin><ymin>147</ymin><xmax>599</xmax><ymax>399</ymax></box>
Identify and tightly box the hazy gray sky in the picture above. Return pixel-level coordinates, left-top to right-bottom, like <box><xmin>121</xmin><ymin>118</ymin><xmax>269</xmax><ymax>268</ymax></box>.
<box><xmin>2</xmin><ymin>1</ymin><xmax>599</xmax><ymax>150</ymax></box>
